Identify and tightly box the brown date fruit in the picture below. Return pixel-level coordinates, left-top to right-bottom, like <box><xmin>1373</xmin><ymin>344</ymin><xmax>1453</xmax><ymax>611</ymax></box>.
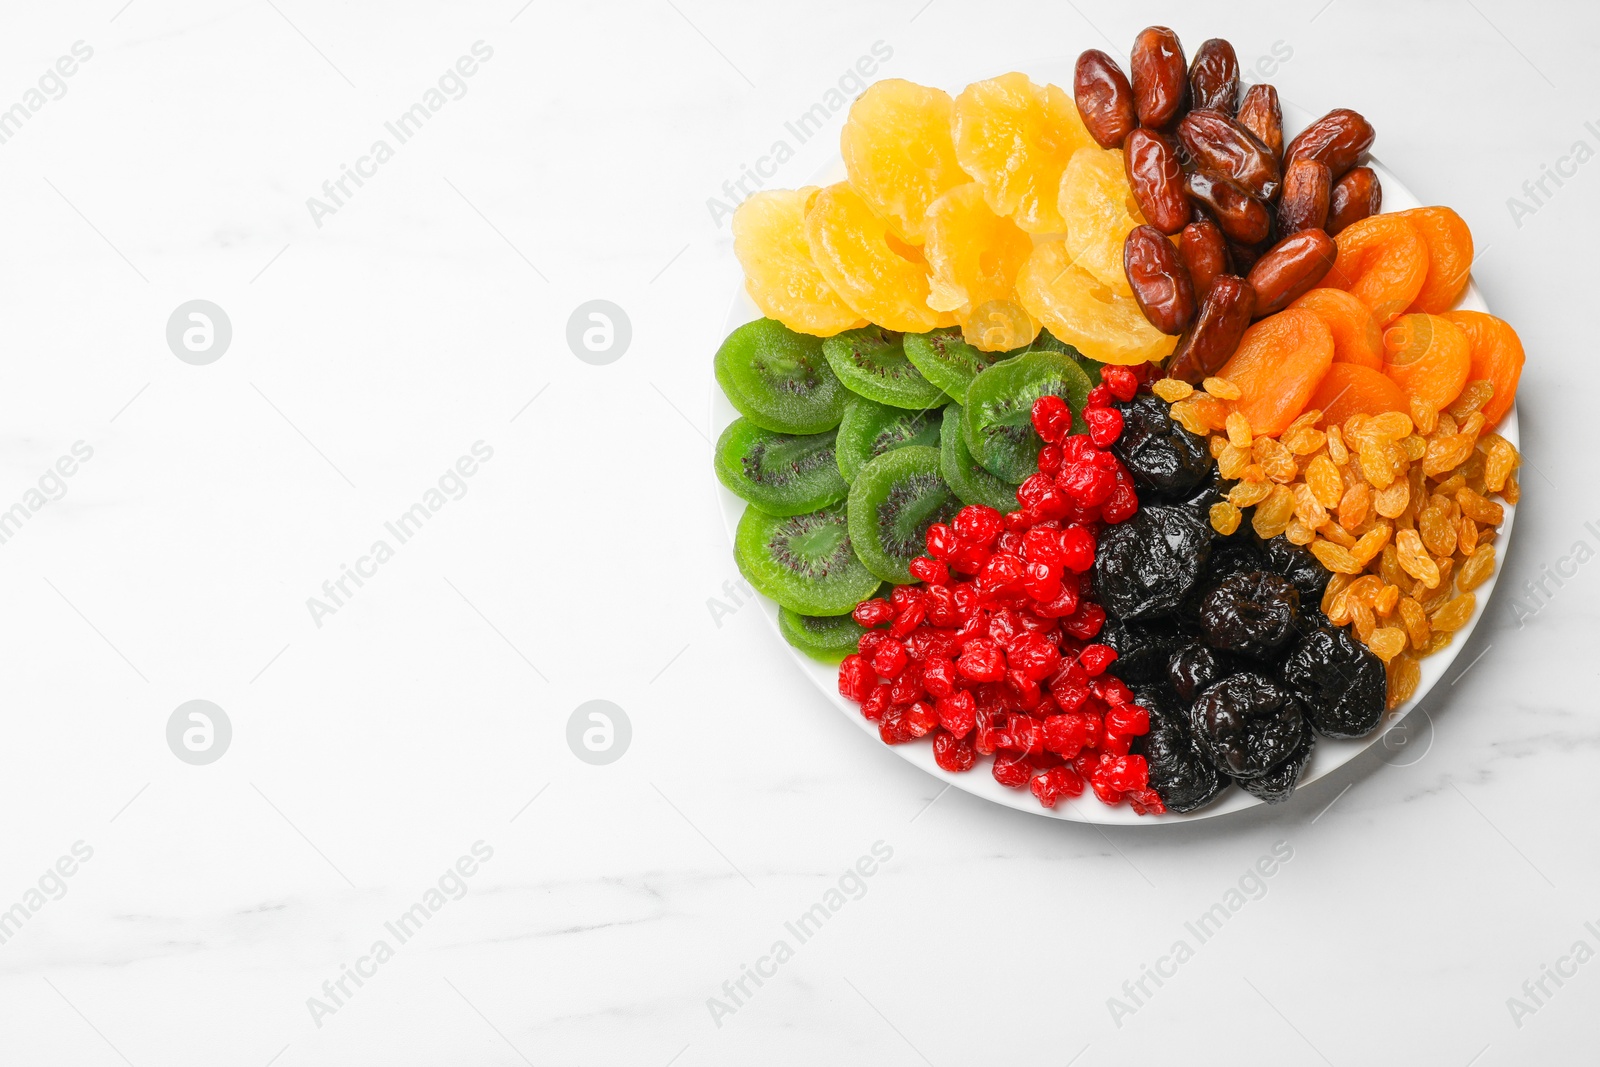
<box><xmin>1184</xmin><ymin>171</ymin><xmax>1271</xmax><ymax>245</ymax></box>
<box><xmin>1235</xmin><ymin>84</ymin><xmax>1282</xmax><ymax>160</ymax></box>
<box><xmin>1123</xmin><ymin>128</ymin><xmax>1190</xmax><ymax>234</ymax></box>
<box><xmin>1124</xmin><ymin>224</ymin><xmax>1197</xmax><ymax>335</ymax></box>
<box><xmin>1074</xmin><ymin>49</ymin><xmax>1137</xmax><ymax>149</ymax></box>
<box><xmin>1327</xmin><ymin>166</ymin><xmax>1382</xmax><ymax>235</ymax></box>
<box><xmin>1245</xmin><ymin>229</ymin><xmax>1337</xmax><ymax>316</ymax></box>
<box><xmin>1283</xmin><ymin>108</ymin><xmax>1375</xmax><ymax>180</ymax></box>
<box><xmin>1130</xmin><ymin>26</ymin><xmax>1187</xmax><ymax>128</ymax></box>
<box><xmin>1188</xmin><ymin>38</ymin><xmax>1239</xmax><ymax>114</ymax></box>
<box><xmin>1177</xmin><ymin>109</ymin><xmax>1281</xmax><ymax>200</ymax></box>
<box><xmin>1167</xmin><ymin>275</ymin><xmax>1256</xmax><ymax>383</ymax></box>
<box><xmin>1276</xmin><ymin>159</ymin><xmax>1331</xmax><ymax>235</ymax></box>
<box><xmin>1179</xmin><ymin>220</ymin><xmax>1230</xmax><ymax>302</ymax></box>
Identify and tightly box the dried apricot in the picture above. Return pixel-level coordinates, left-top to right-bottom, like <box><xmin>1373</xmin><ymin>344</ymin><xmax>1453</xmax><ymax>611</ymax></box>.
<box><xmin>1324</xmin><ymin>213</ymin><xmax>1428</xmax><ymax>326</ymax></box>
<box><xmin>733</xmin><ymin>188</ymin><xmax>866</xmax><ymax>336</ymax></box>
<box><xmin>1289</xmin><ymin>287</ymin><xmax>1383</xmax><ymax>369</ymax></box>
<box><xmin>840</xmin><ymin>79</ymin><xmax>967</xmax><ymax>244</ymax></box>
<box><xmin>1215</xmin><ymin>308</ymin><xmax>1334</xmax><ymax>435</ymax></box>
<box><xmin>923</xmin><ymin>182</ymin><xmax>1039</xmax><ymax>350</ymax></box>
<box><xmin>1382</xmin><ymin>313</ymin><xmax>1470</xmax><ymax>413</ymax></box>
<box><xmin>1307</xmin><ymin>363</ymin><xmax>1406</xmax><ymax>430</ymax></box>
<box><xmin>1438</xmin><ymin>311</ymin><xmax>1524</xmax><ymax>429</ymax></box>
<box><xmin>952</xmin><ymin>73</ymin><xmax>1093</xmax><ymax>234</ymax></box>
<box><xmin>806</xmin><ymin>183</ymin><xmax>951</xmax><ymax>333</ymax></box>
<box><xmin>1015</xmin><ymin>239</ymin><xmax>1178</xmax><ymax>365</ymax></box>
<box><xmin>1060</xmin><ymin>146</ymin><xmax>1146</xmax><ymax>296</ymax></box>
<box><xmin>1397</xmin><ymin>206</ymin><xmax>1473</xmax><ymax>314</ymax></box>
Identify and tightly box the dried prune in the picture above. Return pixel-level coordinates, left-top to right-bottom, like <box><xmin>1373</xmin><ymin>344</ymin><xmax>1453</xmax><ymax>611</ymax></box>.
<box><xmin>1093</xmin><ymin>502</ymin><xmax>1212</xmax><ymax>621</ymax></box>
<box><xmin>1168</xmin><ymin>640</ymin><xmax>1238</xmax><ymax>703</ymax></box>
<box><xmin>1259</xmin><ymin>534</ymin><xmax>1331</xmax><ymax>604</ymax></box>
<box><xmin>1132</xmin><ymin>685</ymin><xmax>1225</xmax><ymax>813</ymax></box>
<box><xmin>1189</xmin><ymin>672</ymin><xmax>1306</xmax><ymax>779</ymax></box>
<box><xmin>1112</xmin><ymin>393</ymin><xmax>1214</xmax><ymax>498</ymax></box>
<box><xmin>1101</xmin><ymin>616</ymin><xmax>1183</xmax><ymax>686</ymax></box>
<box><xmin>1236</xmin><ymin>729</ymin><xmax>1314</xmax><ymax>803</ymax></box>
<box><xmin>1280</xmin><ymin>626</ymin><xmax>1386</xmax><ymax>738</ymax></box>
<box><xmin>1199</xmin><ymin>570</ymin><xmax>1302</xmax><ymax>659</ymax></box>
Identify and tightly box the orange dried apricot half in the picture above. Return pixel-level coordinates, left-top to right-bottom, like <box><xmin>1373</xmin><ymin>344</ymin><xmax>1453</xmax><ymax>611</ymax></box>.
<box><xmin>1215</xmin><ymin>308</ymin><xmax>1334</xmax><ymax>436</ymax></box>
<box><xmin>1324</xmin><ymin>213</ymin><xmax>1428</xmax><ymax>326</ymax></box>
<box><xmin>805</xmin><ymin>183</ymin><xmax>952</xmax><ymax>334</ymax></box>
<box><xmin>1439</xmin><ymin>310</ymin><xmax>1524</xmax><ymax>428</ymax></box>
<box><xmin>1289</xmin><ymin>287</ymin><xmax>1383</xmax><ymax>370</ymax></box>
<box><xmin>733</xmin><ymin>187</ymin><xmax>866</xmax><ymax>337</ymax></box>
<box><xmin>1016</xmin><ymin>239</ymin><xmax>1177</xmax><ymax>365</ymax></box>
<box><xmin>923</xmin><ymin>182</ymin><xmax>1039</xmax><ymax>351</ymax></box>
<box><xmin>1308</xmin><ymin>363</ymin><xmax>1407</xmax><ymax>429</ymax></box>
<box><xmin>952</xmin><ymin>73</ymin><xmax>1093</xmax><ymax>234</ymax></box>
<box><xmin>1059</xmin><ymin>146</ymin><xmax>1146</xmax><ymax>297</ymax></box>
<box><xmin>1382</xmin><ymin>313</ymin><xmax>1471</xmax><ymax>413</ymax></box>
<box><xmin>840</xmin><ymin>79</ymin><xmax>968</xmax><ymax>244</ymax></box>
<box><xmin>1397</xmin><ymin>206</ymin><xmax>1474</xmax><ymax>314</ymax></box>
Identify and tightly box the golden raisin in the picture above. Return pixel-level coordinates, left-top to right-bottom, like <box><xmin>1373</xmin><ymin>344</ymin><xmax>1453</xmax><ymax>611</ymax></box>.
<box><xmin>1229</xmin><ymin>478</ymin><xmax>1274</xmax><ymax>508</ymax></box>
<box><xmin>1152</xmin><ymin>378</ymin><xmax>1193</xmax><ymax>402</ymax></box>
<box><xmin>1350</xmin><ymin>523</ymin><xmax>1392</xmax><ymax>566</ymax></box>
<box><xmin>1359</xmin><ymin>440</ymin><xmax>1398</xmax><ymax>489</ymax></box>
<box><xmin>1387</xmin><ymin>655</ymin><xmax>1421</xmax><ymax>709</ymax></box>
<box><xmin>1373</xmin><ymin>478</ymin><xmax>1410</xmax><ymax>519</ymax></box>
<box><xmin>1217</xmin><ymin>443</ymin><xmax>1251</xmax><ymax>479</ymax></box>
<box><xmin>1367</xmin><ymin>627</ymin><xmax>1408</xmax><ymax>663</ymax></box>
<box><xmin>1292</xmin><ymin>483</ymin><xmax>1328</xmax><ymax>528</ymax></box>
<box><xmin>1396</xmin><ymin>528</ymin><xmax>1441</xmax><ymax>588</ymax></box>
<box><xmin>1458</xmin><ymin>515</ymin><xmax>1478</xmax><ymax>556</ymax></box>
<box><xmin>1254</xmin><ymin>436</ymin><xmax>1298</xmax><ymax>483</ymax></box>
<box><xmin>1281</xmin><ymin>425</ymin><xmax>1326</xmax><ymax>455</ymax></box>
<box><xmin>1285</xmin><ymin>518</ymin><xmax>1316</xmax><ymax>545</ymax></box>
<box><xmin>1457</xmin><ymin>544</ymin><xmax>1496</xmax><ymax>592</ymax></box>
<box><xmin>1373</xmin><ymin>583</ymin><xmax>1401</xmax><ymax>616</ymax></box>
<box><xmin>1209</xmin><ymin>501</ymin><xmax>1242</xmax><ymax>535</ymax></box>
<box><xmin>1350</xmin><ymin>599</ymin><xmax>1376</xmax><ymax>642</ymax></box>
<box><xmin>1448</xmin><ymin>379</ymin><xmax>1494</xmax><ymax>418</ymax></box>
<box><xmin>1304</xmin><ymin>455</ymin><xmax>1342</xmax><ymax>509</ymax></box>
<box><xmin>1319</xmin><ymin>520</ymin><xmax>1358</xmax><ymax>548</ymax></box>
<box><xmin>1204</xmin><ymin>376</ymin><xmax>1243</xmax><ymax>400</ymax></box>
<box><xmin>1398</xmin><ymin>597</ymin><xmax>1430</xmax><ymax>649</ymax></box>
<box><xmin>1423</xmin><ymin>433</ymin><xmax>1474</xmax><ymax>476</ymax></box>
<box><xmin>1252</xmin><ymin>484</ymin><xmax>1296</xmax><ymax>538</ymax></box>
<box><xmin>1502</xmin><ymin>471</ymin><xmax>1520</xmax><ymax>505</ymax></box>
<box><xmin>1226</xmin><ymin>411</ymin><xmax>1253</xmax><ymax>449</ymax></box>
<box><xmin>1430</xmin><ymin>593</ymin><xmax>1476</xmax><ymax>632</ymax></box>
<box><xmin>1419</xmin><ymin>505</ymin><xmax>1458</xmax><ymax>558</ymax></box>
<box><xmin>1326</xmin><ymin>424</ymin><xmax>1349</xmax><ymax>465</ymax></box>
<box><xmin>1456</xmin><ymin>487</ymin><xmax>1503</xmax><ymax>526</ymax></box>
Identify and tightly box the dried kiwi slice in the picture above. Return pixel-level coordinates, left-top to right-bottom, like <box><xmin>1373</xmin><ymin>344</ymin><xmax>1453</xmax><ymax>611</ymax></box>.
<box><xmin>961</xmin><ymin>350</ymin><xmax>1093</xmax><ymax>482</ymax></box>
<box><xmin>902</xmin><ymin>327</ymin><xmax>1024</xmax><ymax>401</ymax></box>
<box><xmin>821</xmin><ymin>325</ymin><xmax>945</xmax><ymax>410</ymax></box>
<box><xmin>716</xmin><ymin>318</ymin><xmax>848</xmax><ymax>434</ymax></box>
<box><xmin>778</xmin><ymin>597</ymin><xmax>880</xmax><ymax>664</ymax></box>
<box><xmin>835</xmin><ymin>397</ymin><xmax>944</xmax><ymax>483</ymax></box>
<box><xmin>939</xmin><ymin>403</ymin><xmax>1019</xmax><ymax>513</ymax></box>
<box><xmin>734</xmin><ymin>503</ymin><xmax>879</xmax><ymax>615</ymax></box>
<box><xmin>847</xmin><ymin>446</ymin><xmax>960</xmax><ymax>584</ymax></box>
<box><xmin>714</xmin><ymin>418</ymin><xmax>848</xmax><ymax>516</ymax></box>
<box><xmin>1031</xmin><ymin>328</ymin><xmax>1105</xmax><ymax>386</ymax></box>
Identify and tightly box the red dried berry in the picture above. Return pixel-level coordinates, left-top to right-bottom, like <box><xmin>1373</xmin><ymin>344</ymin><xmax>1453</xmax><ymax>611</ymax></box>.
<box><xmin>908</xmin><ymin>556</ymin><xmax>950</xmax><ymax>585</ymax></box>
<box><xmin>838</xmin><ymin>655</ymin><xmax>875</xmax><ymax>702</ymax></box>
<box><xmin>853</xmin><ymin>598</ymin><xmax>894</xmax><ymax>628</ymax></box>
<box><xmin>1083</xmin><ymin>405</ymin><xmax>1124</xmax><ymax>447</ymax></box>
<box><xmin>1059</xmin><ymin>526</ymin><xmax>1096</xmax><ymax>572</ymax></box>
<box><xmin>1007</xmin><ymin>631</ymin><xmax>1061</xmax><ymax>681</ymax></box>
<box><xmin>1105</xmin><ymin>702</ymin><xmax>1150</xmax><ymax>737</ymax></box>
<box><xmin>1085</xmin><ymin>383</ymin><xmax>1111</xmax><ymax>407</ymax></box>
<box><xmin>889</xmin><ymin>671</ymin><xmax>923</xmax><ymax>705</ymax></box>
<box><xmin>1061</xmin><ymin>600</ymin><xmax>1107</xmax><ymax>640</ymax></box>
<box><xmin>1078</xmin><ymin>643</ymin><xmax>1118</xmax><ymax>677</ymax></box>
<box><xmin>992</xmin><ymin>752</ymin><xmax>1033</xmax><ymax>788</ymax></box>
<box><xmin>870</xmin><ymin>639</ymin><xmax>908</xmax><ymax>679</ymax></box>
<box><xmin>933</xmin><ymin>730</ymin><xmax>976</xmax><ymax>771</ymax></box>
<box><xmin>954</xmin><ymin>505</ymin><xmax>1004</xmax><ymax>548</ymax></box>
<box><xmin>957</xmin><ymin>638</ymin><xmax>1006</xmax><ymax>683</ymax></box>
<box><xmin>1031</xmin><ymin>765</ymin><xmax>1085</xmax><ymax>807</ymax></box>
<box><xmin>1101</xmin><ymin>365</ymin><xmax>1140</xmax><ymax>402</ymax></box>
<box><xmin>1030</xmin><ymin>394</ymin><xmax>1073</xmax><ymax>445</ymax></box>
<box><xmin>1037</xmin><ymin>443</ymin><xmax>1063</xmax><ymax>474</ymax></box>
<box><xmin>925</xmin><ymin>522</ymin><xmax>959</xmax><ymax>560</ymax></box>
<box><xmin>921</xmin><ymin>656</ymin><xmax>956</xmax><ymax>698</ymax></box>
<box><xmin>936</xmin><ymin>690</ymin><xmax>976</xmax><ymax>736</ymax></box>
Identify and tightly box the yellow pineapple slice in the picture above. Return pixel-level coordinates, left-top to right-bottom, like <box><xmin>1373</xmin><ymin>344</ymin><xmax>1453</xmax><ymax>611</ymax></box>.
<box><xmin>1016</xmin><ymin>240</ymin><xmax>1177</xmax><ymax>365</ymax></box>
<box><xmin>951</xmin><ymin>73</ymin><xmax>1093</xmax><ymax>234</ymax></box>
<box><xmin>923</xmin><ymin>182</ymin><xmax>1039</xmax><ymax>351</ymax></box>
<box><xmin>733</xmin><ymin>187</ymin><xmax>865</xmax><ymax>337</ymax></box>
<box><xmin>1059</xmin><ymin>146</ymin><xmax>1145</xmax><ymax>298</ymax></box>
<box><xmin>804</xmin><ymin>182</ymin><xmax>953</xmax><ymax>334</ymax></box>
<box><xmin>840</xmin><ymin>79</ymin><xmax>967</xmax><ymax>244</ymax></box>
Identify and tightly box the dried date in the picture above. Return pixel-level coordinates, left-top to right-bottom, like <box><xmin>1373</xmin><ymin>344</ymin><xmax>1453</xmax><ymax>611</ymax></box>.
<box><xmin>1178</xmin><ymin>109</ymin><xmax>1281</xmax><ymax>200</ymax></box>
<box><xmin>1167</xmin><ymin>274</ymin><xmax>1256</xmax><ymax>383</ymax></box>
<box><xmin>1327</xmin><ymin>166</ymin><xmax>1382</xmax><ymax>235</ymax></box>
<box><xmin>1124</xmin><ymin>224</ymin><xmax>1197</xmax><ymax>335</ymax></box>
<box><xmin>1276</xmin><ymin>159</ymin><xmax>1331</xmax><ymax>235</ymax></box>
<box><xmin>1188</xmin><ymin>38</ymin><xmax>1240</xmax><ymax>114</ymax></box>
<box><xmin>1179</xmin><ymin>220</ymin><xmax>1230</xmax><ymax>302</ymax></box>
<box><xmin>1283</xmin><ymin>108</ymin><xmax>1375</xmax><ymax>180</ymax></box>
<box><xmin>1184</xmin><ymin>171</ymin><xmax>1272</xmax><ymax>245</ymax></box>
<box><xmin>1245</xmin><ymin>229</ymin><xmax>1337</xmax><ymax>316</ymax></box>
<box><xmin>1074</xmin><ymin>49</ymin><xmax>1137</xmax><ymax>149</ymax></box>
<box><xmin>1123</xmin><ymin>127</ymin><xmax>1190</xmax><ymax>234</ymax></box>
<box><xmin>1130</xmin><ymin>26</ymin><xmax>1187</xmax><ymax>128</ymax></box>
<box><xmin>1235</xmin><ymin>84</ymin><xmax>1282</xmax><ymax>159</ymax></box>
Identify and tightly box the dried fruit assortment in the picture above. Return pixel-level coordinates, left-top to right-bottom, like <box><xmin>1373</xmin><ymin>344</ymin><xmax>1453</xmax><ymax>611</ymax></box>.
<box><xmin>716</xmin><ymin>28</ymin><xmax>1526</xmax><ymax>817</ymax></box>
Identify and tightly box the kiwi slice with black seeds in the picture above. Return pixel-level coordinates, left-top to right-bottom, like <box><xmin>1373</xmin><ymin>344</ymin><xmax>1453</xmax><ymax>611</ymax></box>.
<box><xmin>734</xmin><ymin>503</ymin><xmax>879</xmax><ymax>616</ymax></box>
<box><xmin>846</xmin><ymin>446</ymin><xmax>960</xmax><ymax>585</ymax></box>
<box><xmin>939</xmin><ymin>403</ymin><xmax>1019</xmax><ymax>513</ymax></box>
<box><xmin>821</xmin><ymin>325</ymin><xmax>945</xmax><ymax>410</ymax></box>
<box><xmin>961</xmin><ymin>350</ymin><xmax>1093</xmax><ymax>482</ymax></box>
<box><xmin>778</xmin><ymin>599</ymin><xmax>879</xmax><ymax>664</ymax></box>
<box><xmin>714</xmin><ymin>418</ymin><xmax>847</xmax><ymax>516</ymax></box>
<box><xmin>835</xmin><ymin>397</ymin><xmax>944</xmax><ymax>483</ymax></box>
<box><xmin>903</xmin><ymin>327</ymin><xmax>1027</xmax><ymax>401</ymax></box>
<box><xmin>716</xmin><ymin>318</ymin><xmax>848</xmax><ymax>434</ymax></box>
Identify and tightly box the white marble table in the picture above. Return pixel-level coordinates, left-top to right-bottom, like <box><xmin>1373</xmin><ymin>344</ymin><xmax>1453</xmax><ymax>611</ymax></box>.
<box><xmin>0</xmin><ymin>1</ymin><xmax>1593</xmax><ymax>1063</ymax></box>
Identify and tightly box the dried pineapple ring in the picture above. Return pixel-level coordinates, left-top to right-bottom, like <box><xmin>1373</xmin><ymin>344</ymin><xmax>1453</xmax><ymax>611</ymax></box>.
<box><xmin>1059</xmin><ymin>146</ymin><xmax>1145</xmax><ymax>297</ymax></box>
<box><xmin>805</xmin><ymin>183</ymin><xmax>953</xmax><ymax>334</ymax></box>
<box><xmin>1016</xmin><ymin>239</ymin><xmax>1178</xmax><ymax>365</ymax></box>
<box><xmin>923</xmin><ymin>182</ymin><xmax>1039</xmax><ymax>351</ymax></box>
<box><xmin>952</xmin><ymin>72</ymin><xmax>1093</xmax><ymax>234</ymax></box>
<box><xmin>840</xmin><ymin>79</ymin><xmax>967</xmax><ymax>244</ymax></box>
<box><xmin>733</xmin><ymin>188</ymin><xmax>866</xmax><ymax>337</ymax></box>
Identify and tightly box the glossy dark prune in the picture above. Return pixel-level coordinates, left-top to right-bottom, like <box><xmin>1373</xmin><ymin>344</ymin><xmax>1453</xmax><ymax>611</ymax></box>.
<box><xmin>1112</xmin><ymin>394</ymin><xmax>1214</xmax><ymax>498</ymax></box>
<box><xmin>1093</xmin><ymin>503</ymin><xmax>1212</xmax><ymax>621</ymax></box>
<box><xmin>1259</xmin><ymin>535</ymin><xmax>1331</xmax><ymax>604</ymax></box>
<box><xmin>1236</xmin><ymin>729</ymin><xmax>1315</xmax><ymax>804</ymax></box>
<box><xmin>1100</xmin><ymin>616</ymin><xmax>1183</xmax><ymax>686</ymax></box>
<box><xmin>1189</xmin><ymin>672</ymin><xmax>1306</xmax><ymax>779</ymax></box>
<box><xmin>1132</xmin><ymin>685</ymin><xmax>1226</xmax><ymax>814</ymax></box>
<box><xmin>1280</xmin><ymin>626</ymin><xmax>1386</xmax><ymax>739</ymax></box>
<box><xmin>1168</xmin><ymin>641</ymin><xmax>1237</xmax><ymax>703</ymax></box>
<box><xmin>1199</xmin><ymin>570</ymin><xmax>1302</xmax><ymax>659</ymax></box>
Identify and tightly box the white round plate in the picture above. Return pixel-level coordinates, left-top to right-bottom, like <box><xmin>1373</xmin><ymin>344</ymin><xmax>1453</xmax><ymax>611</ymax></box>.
<box><xmin>712</xmin><ymin>78</ymin><xmax>1518</xmax><ymax>823</ymax></box>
